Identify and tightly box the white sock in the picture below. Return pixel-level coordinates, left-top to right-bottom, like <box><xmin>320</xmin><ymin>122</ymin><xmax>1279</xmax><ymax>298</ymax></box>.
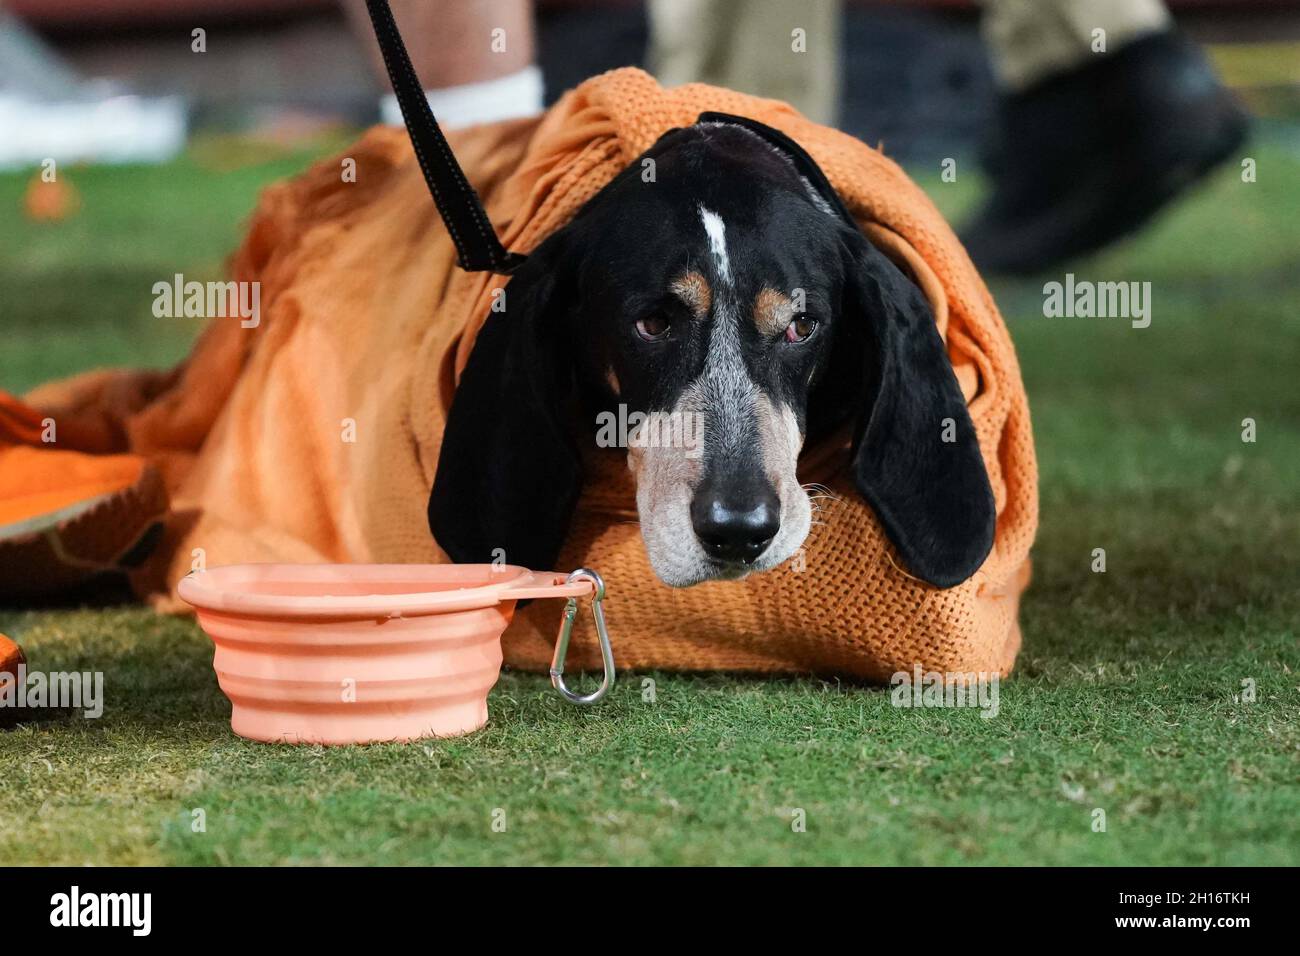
<box><xmin>380</xmin><ymin>64</ymin><xmax>544</xmax><ymax>131</ymax></box>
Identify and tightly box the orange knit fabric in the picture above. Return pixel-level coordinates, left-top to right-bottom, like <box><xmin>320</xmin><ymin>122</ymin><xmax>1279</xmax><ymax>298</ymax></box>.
<box><xmin>12</xmin><ymin>69</ymin><xmax>1037</xmax><ymax>679</ymax></box>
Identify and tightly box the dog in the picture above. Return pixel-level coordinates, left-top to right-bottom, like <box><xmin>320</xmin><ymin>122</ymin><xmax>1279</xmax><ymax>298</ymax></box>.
<box><xmin>430</xmin><ymin>113</ymin><xmax>995</xmax><ymax>591</ymax></box>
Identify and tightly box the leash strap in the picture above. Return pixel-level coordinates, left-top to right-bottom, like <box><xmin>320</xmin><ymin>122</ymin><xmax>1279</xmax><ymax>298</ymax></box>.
<box><xmin>363</xmin><ymin>0</ymin><xmax>526</xmax><ymax>275</ymax></box>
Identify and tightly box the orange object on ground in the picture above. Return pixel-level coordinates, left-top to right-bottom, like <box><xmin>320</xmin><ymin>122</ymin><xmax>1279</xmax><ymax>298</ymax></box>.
<box><xmin>0</xmin><ymin>392</ymin><xmax>168</xmax><ymax>598</ymax></box>
<box><xmin>0</xmin><ymin>633</ymin><xmax>22</xmax><ymax>679</ymax></box>
<box><xmin>0</xmin><ymin>69</ymin><xmax>1037</xmax><ymax>680</ymax></box>
<box><xmin>24</xmin><ymin>173</ymin><xmax>81</xmax><ymax>223</ymax></box>
<box><xmin>0</xmin><ymin>631</ymin><xmax>26</xmax><ymax>727</ymax></box>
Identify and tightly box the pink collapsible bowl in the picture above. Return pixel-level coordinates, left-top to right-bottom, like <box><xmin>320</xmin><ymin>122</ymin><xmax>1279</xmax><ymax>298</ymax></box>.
<box><xmin>178</xmin><ymin>564</ymin><xmax>614</xmax><ymax>745</ymax></box>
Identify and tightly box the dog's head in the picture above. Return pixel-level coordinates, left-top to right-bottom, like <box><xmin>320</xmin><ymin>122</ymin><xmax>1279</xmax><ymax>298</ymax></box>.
<box><xmin>430</xmin><ymin>115</ymin><xmax>995</xmax><ymax>589</ymax></box>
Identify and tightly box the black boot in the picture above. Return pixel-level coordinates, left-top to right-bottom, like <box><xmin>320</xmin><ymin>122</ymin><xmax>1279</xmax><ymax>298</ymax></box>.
<box><xmin>961</xmin><ymin>31</ymin><xmax>1249</xmax><ymax>276</ymax></box>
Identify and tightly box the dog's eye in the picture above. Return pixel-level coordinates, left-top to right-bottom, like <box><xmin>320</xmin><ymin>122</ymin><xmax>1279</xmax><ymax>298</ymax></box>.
<box><xmin>784</xmin><ymin>317</ymin><xmax>818</xmax><ymax>344</ymax></box>
<box><xmin>636</xmin><ymin>314</ymin><xmax>671</xmax><ymax>342</ymax></box>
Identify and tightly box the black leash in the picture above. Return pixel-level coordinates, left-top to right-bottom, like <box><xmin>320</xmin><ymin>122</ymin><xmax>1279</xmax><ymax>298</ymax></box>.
<box><xmin>363</xmin><ymin>0</ymin><xmax>526</xmax><ymax>275</ymax></box>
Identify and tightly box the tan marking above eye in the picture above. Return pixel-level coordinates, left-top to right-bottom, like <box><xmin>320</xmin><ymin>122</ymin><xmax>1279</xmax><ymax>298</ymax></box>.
<box><xmin>753</xmin><ymin>287</ymin><xmax>795</xmax><ymax>337</ymax></box>
<box><xmin>670</xmin><ymin>270</ymin><xmax>712</xmax><ymax>320</ymax></box>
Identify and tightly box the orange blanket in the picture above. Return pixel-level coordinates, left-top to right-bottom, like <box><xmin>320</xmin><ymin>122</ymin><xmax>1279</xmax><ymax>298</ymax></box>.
<box><xmin>4</xmin><ymin>69</ymin><xmax>1037</xmax><ymax>680</ymax></box>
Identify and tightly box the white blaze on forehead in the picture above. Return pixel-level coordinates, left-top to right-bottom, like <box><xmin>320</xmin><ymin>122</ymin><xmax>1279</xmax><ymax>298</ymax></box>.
<box><xmin>698</xmin><ymin>205</ymin><xmax>731</xmax><ymax>285</ymax></box>
<box><xmin>679</xmin><ymin>206</ymin><xmax>753</xmax><ymax>463</ymax></box>
<box><xmin>678</xmin><ymin>266</ymin><xmax>755</xmax><ymax>464</ymax></box>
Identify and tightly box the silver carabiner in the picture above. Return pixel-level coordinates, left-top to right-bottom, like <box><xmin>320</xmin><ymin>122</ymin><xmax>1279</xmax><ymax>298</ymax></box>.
<box><xmin>550</xmin><ymin>568</ymin><xmax>615</xmax><ymax>705</ymax></box>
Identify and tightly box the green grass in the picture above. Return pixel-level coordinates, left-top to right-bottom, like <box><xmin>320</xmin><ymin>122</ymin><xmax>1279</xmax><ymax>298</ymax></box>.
<box><xmin>1</xmin><ymin>135</ymin><xmax>1297</xmax><ymax>866</ymax></box>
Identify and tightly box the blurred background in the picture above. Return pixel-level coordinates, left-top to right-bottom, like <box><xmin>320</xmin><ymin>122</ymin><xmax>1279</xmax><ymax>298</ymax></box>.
<box><xmin>3</xmin><ymin>0</ymin><xmax>1298</xmax><ymax>164</ymax></box>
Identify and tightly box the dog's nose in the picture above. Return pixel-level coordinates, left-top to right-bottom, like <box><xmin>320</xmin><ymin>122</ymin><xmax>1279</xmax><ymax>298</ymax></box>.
<box><xmin>690</xmin><ymin>484</ymin><xmax>781</xmax><ymax>563</ymax></box>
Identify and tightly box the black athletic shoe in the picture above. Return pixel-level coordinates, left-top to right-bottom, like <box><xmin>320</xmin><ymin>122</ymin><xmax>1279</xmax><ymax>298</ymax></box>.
<box><xmin>961</xmin><ymin>31</ymin><xmax>1250</xmax><ymax>276</ymax></box>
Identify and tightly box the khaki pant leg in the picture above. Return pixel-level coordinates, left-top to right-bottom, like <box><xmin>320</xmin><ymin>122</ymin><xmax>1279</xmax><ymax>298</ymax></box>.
<box><xmin>648</xmin><ymin>0</ymin><xmax>842</xmax><ymax>125</ymax></box>
<box><xmin>982</xmin><ymin>0</ymin><xmax>1171</xmax><ymax>91</ymax></box>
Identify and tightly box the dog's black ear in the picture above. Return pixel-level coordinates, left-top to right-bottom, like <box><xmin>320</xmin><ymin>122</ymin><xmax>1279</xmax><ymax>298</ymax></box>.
<box><xmin>843</xmin><ymin>230</ymin><xmax>996</xmax><ymax>588</ymax></box>
<box><xmin>429</xmin><ymin>239</ymin><xmax>582</xmax><ymax>570</ymax></box>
